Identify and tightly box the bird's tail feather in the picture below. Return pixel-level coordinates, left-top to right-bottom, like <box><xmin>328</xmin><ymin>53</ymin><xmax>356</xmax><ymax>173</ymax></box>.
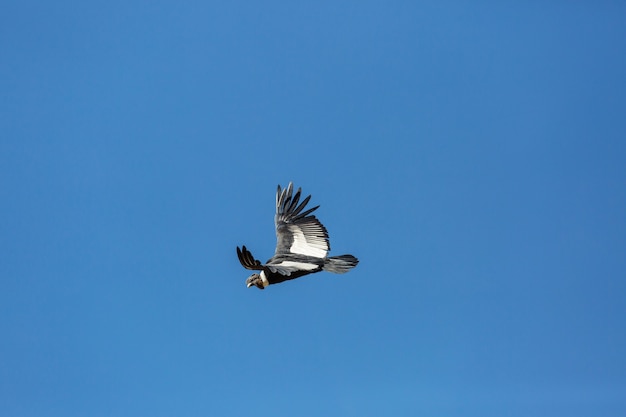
<box><xmin>323</xmin><ymin>255</ymin><xmax>359</xmax><ymax>273</ymax></box>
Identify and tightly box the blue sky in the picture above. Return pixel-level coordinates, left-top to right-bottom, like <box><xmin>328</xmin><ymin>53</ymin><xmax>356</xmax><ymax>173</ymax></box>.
<box><xmin>1</xmin><ymin>1</ymin><xmax>625</xmax><ymax>416</ymax></box>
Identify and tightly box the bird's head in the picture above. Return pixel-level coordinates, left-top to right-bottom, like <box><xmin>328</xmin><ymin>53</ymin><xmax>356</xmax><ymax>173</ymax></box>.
<box><xmin>246</xmin><ymin>273</ymin><xmax>265</xmax><ymax>290</ymax></box>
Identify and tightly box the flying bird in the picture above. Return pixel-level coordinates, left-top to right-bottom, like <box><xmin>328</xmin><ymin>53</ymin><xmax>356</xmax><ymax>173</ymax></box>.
<box><xmin>237</xmin><ymin>182</ymin><xmax>358</xmax><ymax>289</ymax></box>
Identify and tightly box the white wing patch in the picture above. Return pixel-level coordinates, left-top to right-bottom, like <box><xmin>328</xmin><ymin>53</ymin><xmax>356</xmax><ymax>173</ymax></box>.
<box><xmin>274</xmin><ymin>260</ymin><xmax>320</xmax><ymax>271</ymax></box>
<box><xmin>288</xmin><ymin>225</ymin><xmax>328</xmax><ymax>258</ymax></box>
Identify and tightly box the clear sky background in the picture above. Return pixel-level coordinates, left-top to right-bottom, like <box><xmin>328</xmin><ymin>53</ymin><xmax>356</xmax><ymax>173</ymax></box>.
<box><xmin>1</xmin><ymin>1</ymin><xmax>625</xmax><ymax>416</ymax></box>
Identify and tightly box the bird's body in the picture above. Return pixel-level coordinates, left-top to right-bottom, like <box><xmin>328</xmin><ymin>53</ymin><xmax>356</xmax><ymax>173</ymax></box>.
<box><xmin>237</xmin><ymin>183</ymin><xmax>358</xmax><ymax>289</ymax></box>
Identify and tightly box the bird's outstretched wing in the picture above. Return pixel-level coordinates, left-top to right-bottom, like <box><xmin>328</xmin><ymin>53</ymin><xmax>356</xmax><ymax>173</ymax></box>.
<box><xmin>237</xmin><ymin>246</ymin><xmax>263</xmax><ymax>271</ymax></box>
<box><xmin>274</xmin><ymin>183</ymin><xmax>330</xmax><ymax>259</ymax></box>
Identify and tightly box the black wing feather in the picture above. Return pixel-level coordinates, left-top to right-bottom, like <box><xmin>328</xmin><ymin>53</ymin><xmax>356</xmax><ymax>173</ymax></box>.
<box><xmin>237</xmin><ymin>246</ymin><xmax>263</xmax><ymax>271</ymax></box>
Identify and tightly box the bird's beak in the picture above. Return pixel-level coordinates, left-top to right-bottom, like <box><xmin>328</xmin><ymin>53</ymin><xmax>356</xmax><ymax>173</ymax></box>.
<box><xmin>246</xmin><ymin>282</ymin><xmax>253</xmax><ymax>288</ymax></box>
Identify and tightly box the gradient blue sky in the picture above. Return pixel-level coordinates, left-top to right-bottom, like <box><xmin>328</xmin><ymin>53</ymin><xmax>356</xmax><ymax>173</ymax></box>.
<box><xmin>2</xmin><ymin>1</ymin><xmax>626</xmax><ymax>416</ymax></box>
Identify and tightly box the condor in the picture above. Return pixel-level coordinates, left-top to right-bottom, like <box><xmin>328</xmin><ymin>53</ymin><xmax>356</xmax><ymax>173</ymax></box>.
<box><xmin>237</xmin><ymin>183</ymin><xmax>358</xmax><ymax>289</ymax></box>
